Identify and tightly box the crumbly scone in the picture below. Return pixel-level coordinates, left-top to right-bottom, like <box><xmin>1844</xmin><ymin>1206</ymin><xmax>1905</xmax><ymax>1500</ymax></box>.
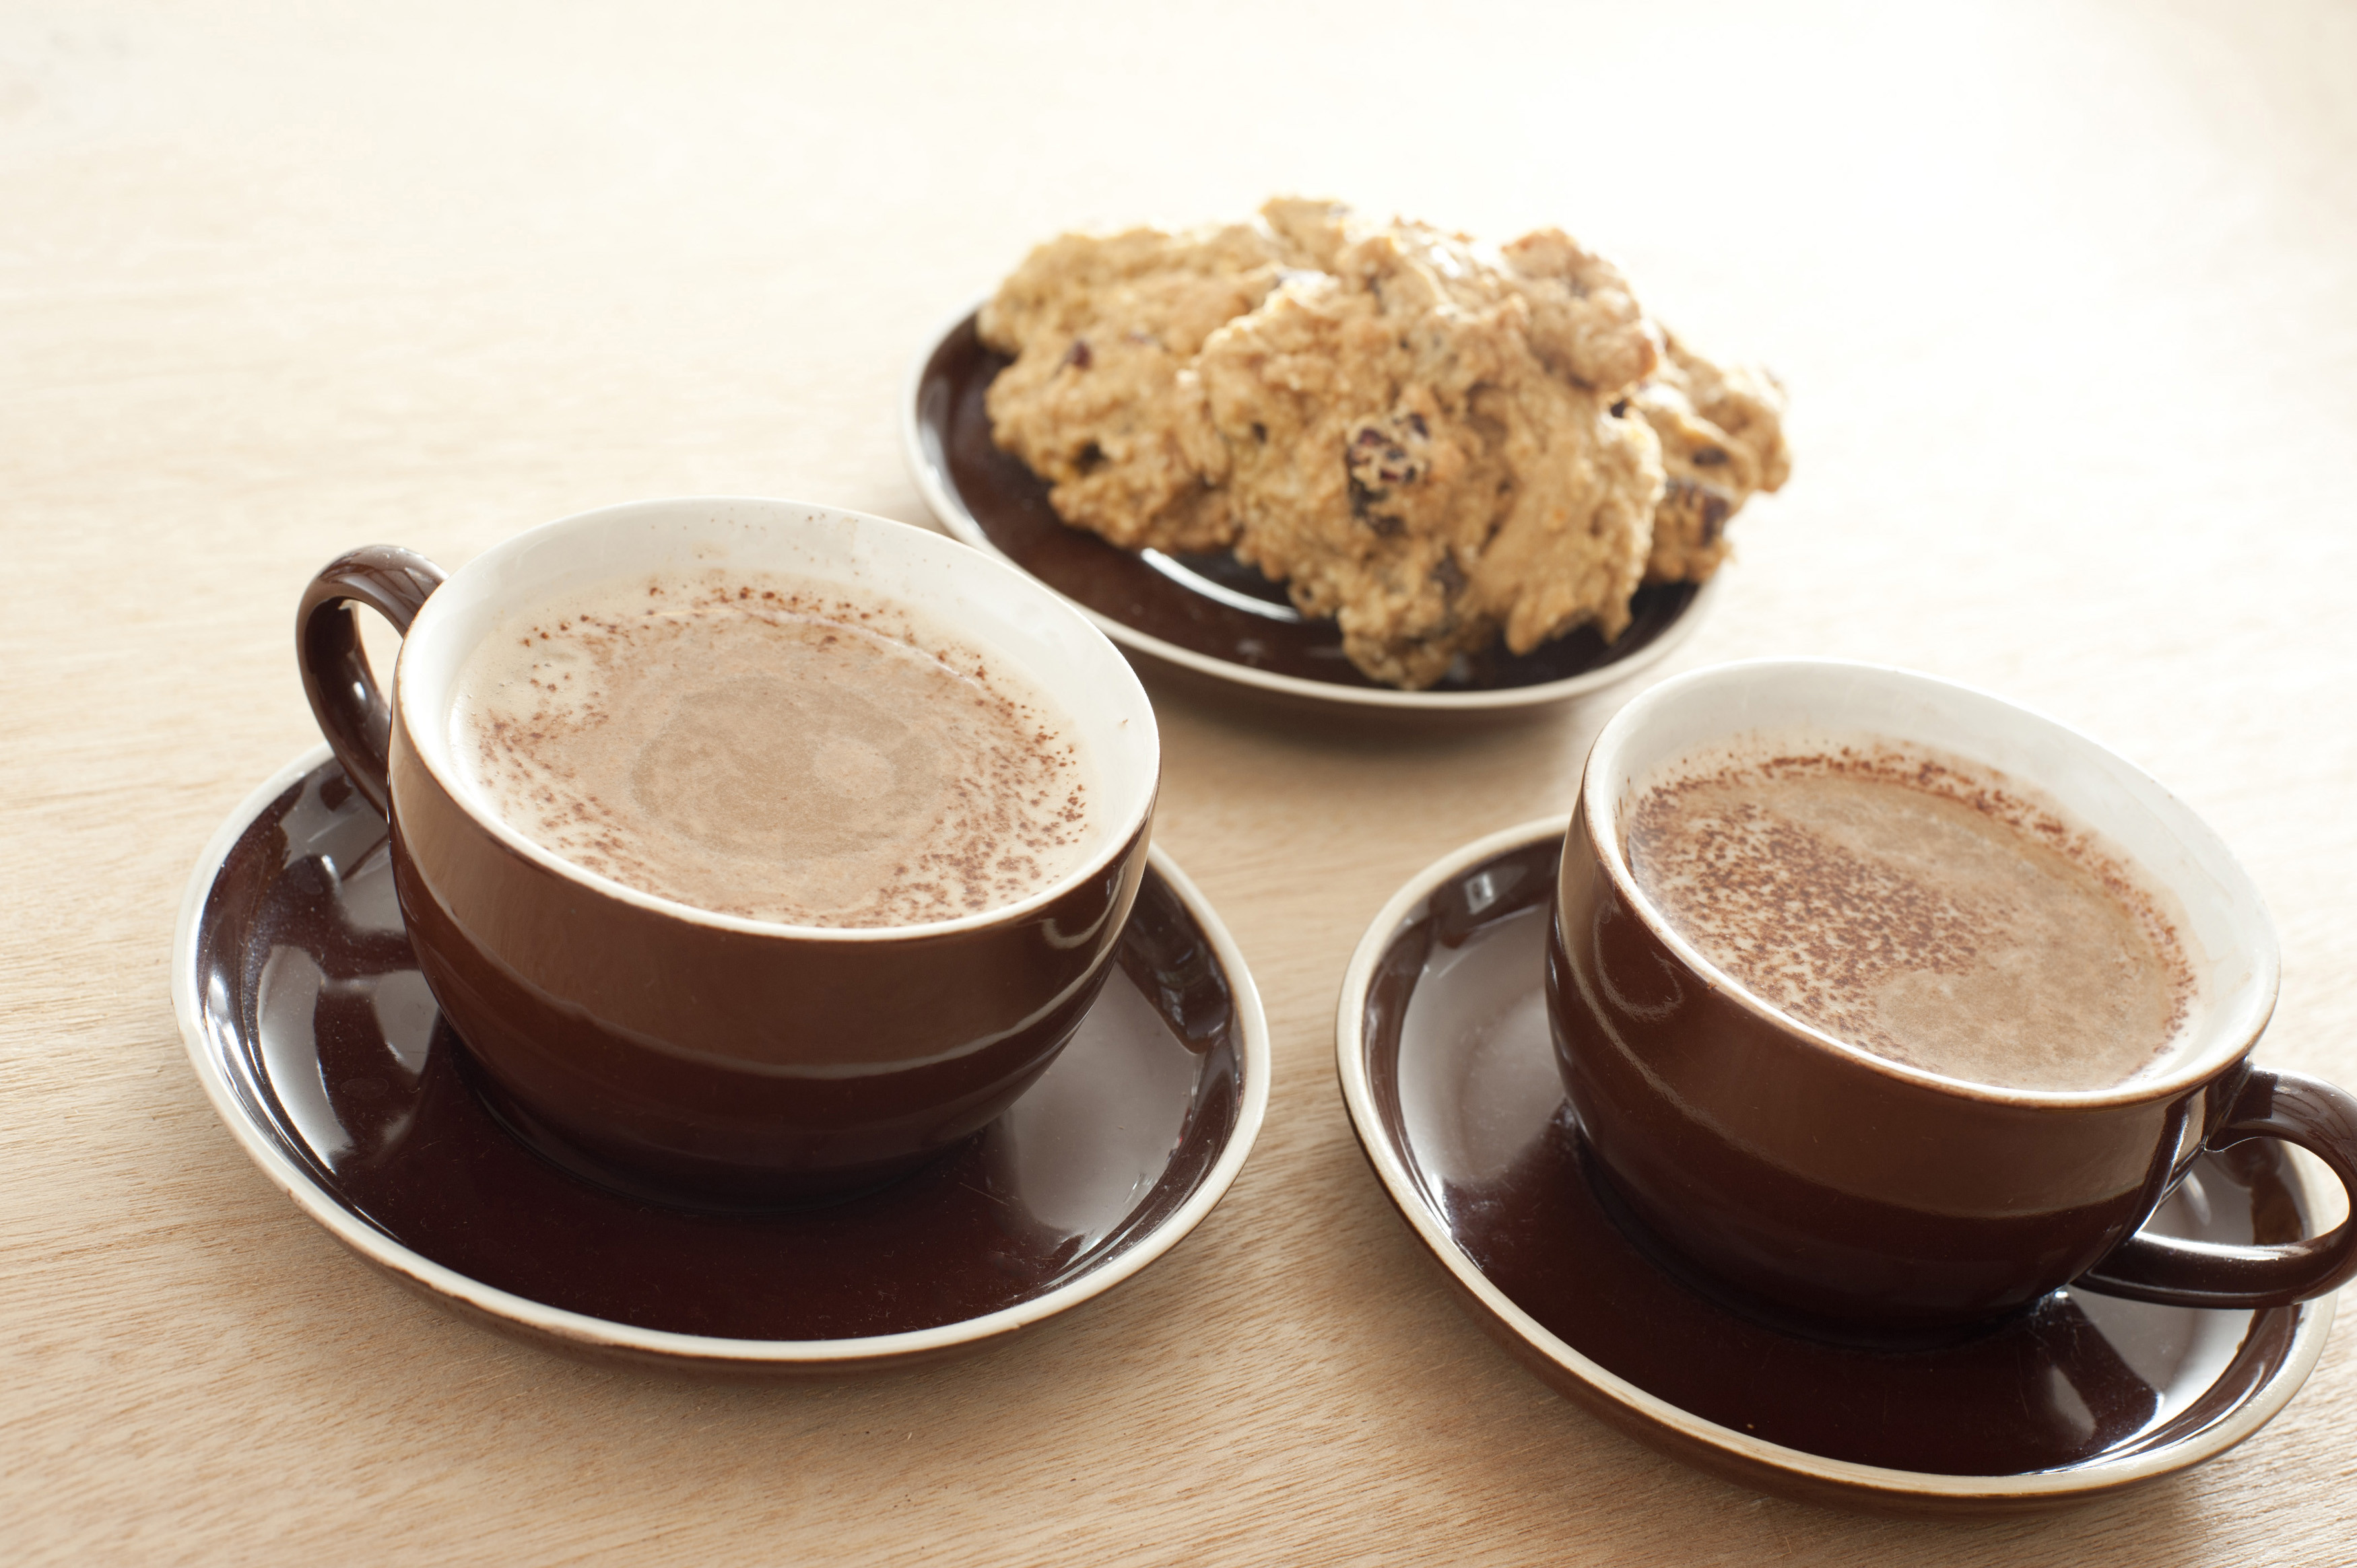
<box><xmin>1258</xmin><ymin>201</ymin><xmax>1659</xmax><ymax>392</ymax></box>
<box><xmin>1498</xmin><ymin>228</ymin><xmax>1659</xmax><ymax>393</ymax></box>
<box><xmin>1196</xmin><ymin>224</ymin><xmax>1665</xmax><ymax>689</ymax></box>
<box><xmin>974</xmin><ymin>198</ymin><xmax>1789</xmax><ymax>688</ymax></box>
<box><xmin>1632</xmin><ymin>331</ymin><xmax>1791</xmax><ymax>582</ymax></box>
<box><xmin>1258</xmin><ymin>195</ymin><xmax>1357</xmax><ymax>271</ymax></box>
<box><xmin>977</xmin><ymin>224</ymin><xmax>1286</xmax><ymax>552</ymax></box>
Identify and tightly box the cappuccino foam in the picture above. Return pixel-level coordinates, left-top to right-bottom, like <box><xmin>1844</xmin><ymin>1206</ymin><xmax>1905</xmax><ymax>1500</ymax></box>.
<box><xmin>448</xmin><ymin>570</ymin><xmax>1100</xmax><ymax>928</ymax></box>
<box><xmin>1623</xmin><ymin>742</ymin><xmax>2195</xmax><ymax>1091</ymax></box>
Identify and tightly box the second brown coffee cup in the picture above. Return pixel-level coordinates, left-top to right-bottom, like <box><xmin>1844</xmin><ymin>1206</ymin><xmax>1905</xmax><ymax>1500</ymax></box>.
<box><xmin>1548</xmin><ymin>658</ymin><xmax>2357</xmax><ymax>1336</ymax></box>
<box><xmin>296</xmin><ymin>498</ymin><xmax>1161</xmax><ymax>1206</ymax></box>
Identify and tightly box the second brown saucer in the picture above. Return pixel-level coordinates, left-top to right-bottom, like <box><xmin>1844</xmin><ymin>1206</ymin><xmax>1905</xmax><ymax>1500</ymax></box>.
<box><xmin>1335</xmin><ymin>819</ymin><xmax>2335</xmax><ymax>1513</ymax></box>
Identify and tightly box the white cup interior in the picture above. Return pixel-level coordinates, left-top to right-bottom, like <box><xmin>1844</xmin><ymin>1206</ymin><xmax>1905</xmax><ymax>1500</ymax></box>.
<box><xmin>391</xmin><ymin>497</ymin><xmax>1160</xmax><ymax>937</ymax></box>
<box><xmin>1581</xmin><ymin>658</ymin><xmax>2280</xmax><ymax>1100</ymax></box>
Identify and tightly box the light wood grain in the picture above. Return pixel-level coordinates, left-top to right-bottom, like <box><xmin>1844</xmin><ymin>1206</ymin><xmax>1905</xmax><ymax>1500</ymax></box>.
<box><xmin>6</xmin><ymin>1</ymin><xmax>2356</xmax><ymax>1561</ymax></box>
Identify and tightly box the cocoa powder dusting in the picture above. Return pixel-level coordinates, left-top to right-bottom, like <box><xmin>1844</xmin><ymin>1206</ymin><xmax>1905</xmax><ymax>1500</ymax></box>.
<box><xmin>1623</xmin><ymin>746</ymin><xmax>2195</xmax><ymax>1091</ymax></box>
<box><xmin>451</xmin><ymin>570</ymin><xmax>1098</xmax><ymax>928</ymax></box>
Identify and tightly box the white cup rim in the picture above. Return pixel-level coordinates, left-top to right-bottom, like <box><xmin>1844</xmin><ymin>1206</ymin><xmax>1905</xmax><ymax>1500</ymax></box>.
<box><xmin>390</xmin><ymin>496</ymin><xmax>1161</xmax><ymax>943</ymax></box>
<box><xmin>1578</xmin><ymin>657</ymin><xmax>2280</xmax><ymax>1107</ymax></box>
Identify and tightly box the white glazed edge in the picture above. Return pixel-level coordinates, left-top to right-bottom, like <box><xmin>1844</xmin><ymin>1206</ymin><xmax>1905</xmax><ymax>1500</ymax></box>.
<box><xmin>896</xmin><ymin>300</ymin><xmax>1721</xmax><ymax>714</ymax></box>
<box><xmin>1332</xmin><ymin>815</ymin><xmax>2337</xmax><ymax>1505</ymax></box>
<box><xmin>174</xmin><ymin>745</ymin><xmax>1273</xmax><ymax>1369</ymax></box>
<box><xmin>393</xmin><ymin>496</ymin><xmax>1162</xmax><ymax>944</ymax></box>
<box><xmin>1580</xmin><ymin>657</ymin><xmax>2282</xmax><ymax>1108</ymax></box>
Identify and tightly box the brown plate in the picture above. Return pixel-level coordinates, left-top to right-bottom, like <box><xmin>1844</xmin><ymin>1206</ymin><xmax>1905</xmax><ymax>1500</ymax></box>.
<box><xmin>172</xmin><ymin>748</ymin><xmax>1269</xmax><ymax>1374</ymax></box>
<box><xmin>1335</xmin><ymin>818</ymin><xmax>2336</xmax><ymax>1513</ymax></box>
<box><xmin>900</xmin><ymin>308</ymin><xmax>1719</xmax><ymax>715</ymax></box>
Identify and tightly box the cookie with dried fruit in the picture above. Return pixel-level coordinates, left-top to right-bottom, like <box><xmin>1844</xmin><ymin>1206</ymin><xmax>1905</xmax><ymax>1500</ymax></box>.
<box><xmin>978</xmin><ymin>224</ymin><xmax>1284</xmax><ymax>553</ymax></box>
<box><xmin>1500</xmin><ymin>228</ymin><xmax>1659</xmax><ymax>393</ymax></box>
<box><xmin>1198</xmin><ymin>228</ymin><xmax>1663</xmax><ymax>690</ymax></box>
<box><xmin>1631</xmin><ymin>331</ymin><xmax>1791</xmax><ymax>582</ymax></box>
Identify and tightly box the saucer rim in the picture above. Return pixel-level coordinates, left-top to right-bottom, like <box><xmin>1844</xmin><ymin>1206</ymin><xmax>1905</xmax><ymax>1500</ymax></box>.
<box><xmin>173</xmin><ymin>744</ymin><xmax>1273</xmax><ymax>1369</ymax></box>
<box><xmin>897</xmin><ymin>301</ymin><xmax>1723</xmax><ymax>715</ymax></box>
<box><xmin>1333</xmin><ymin>814</ymin><xmax>2337</xmax><ymax>1507</ymax></box>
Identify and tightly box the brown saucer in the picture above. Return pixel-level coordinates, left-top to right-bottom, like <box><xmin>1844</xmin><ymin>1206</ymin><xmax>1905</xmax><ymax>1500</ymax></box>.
<box><xmin>900</xmin><ymin>308</ymin><xmax>1718</xmax><ymax>716</ymax></box>
<box><xmin>172</xmin><ymin>748</ymin><xmax>1269</xmax><ymax>1374</ymax></box>
<box><xmin>1335</xmin><ymin>818</ymin><xmax>2337</xmax><ymax>1514</ymax></box>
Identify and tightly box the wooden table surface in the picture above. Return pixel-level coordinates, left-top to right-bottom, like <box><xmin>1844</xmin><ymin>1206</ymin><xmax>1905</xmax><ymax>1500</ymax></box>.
<box><xmin>7</xmin><ymin>1</ymin><xmax>2355</xmax><ymax>1561</ymax></box>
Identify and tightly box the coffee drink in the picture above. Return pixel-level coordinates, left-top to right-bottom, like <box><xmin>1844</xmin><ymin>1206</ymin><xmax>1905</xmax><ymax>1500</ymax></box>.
<box><xmin>448</xmin><ymin>568</ymin><xmax>1100</xmax><ymax>928</ymax></box>
<box><xmin>1623</xmin><ymin>741</ymin><xmax>2195</xmax><ymax>1091</ymax></box>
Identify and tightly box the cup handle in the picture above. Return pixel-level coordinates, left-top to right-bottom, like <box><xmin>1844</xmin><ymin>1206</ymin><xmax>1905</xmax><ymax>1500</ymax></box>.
<box><xmin>2077</xmin><ymin>1066</ymin><xmax>2357</xmax><ymax>1309</ymax></box>
<box><xmin>296</xmin><ymin>546</ymin><xmax>447</xmax><ymax>819</ymax></box>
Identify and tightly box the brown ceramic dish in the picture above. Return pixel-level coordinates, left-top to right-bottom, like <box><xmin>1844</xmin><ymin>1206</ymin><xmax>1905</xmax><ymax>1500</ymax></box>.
<box><xmin>900</xmin><ymin>306</ymin><xmax>1720</xmax><ymax>716</ymax></box>
<box><xmin>172</xmin><ymin>748</ymin><xmax>1269</xmax><ymax>1373</ymax></box>
<box><xmin>1335</xmin><ymin>819</ymin><xmax>2337</xmax><ymax>1514</ymax></box>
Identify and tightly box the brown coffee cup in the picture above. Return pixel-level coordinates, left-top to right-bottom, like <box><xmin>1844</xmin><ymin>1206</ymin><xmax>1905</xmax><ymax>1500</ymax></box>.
<box><xmin>295</xmin><ymin>498</ymin><xmax>1161</xmax><ymax>1207</ymax></box>
<box><xmin>1548</xmin><ymin>658</ymin><xmax>2357</xmax><ymax>1335</ymax></box>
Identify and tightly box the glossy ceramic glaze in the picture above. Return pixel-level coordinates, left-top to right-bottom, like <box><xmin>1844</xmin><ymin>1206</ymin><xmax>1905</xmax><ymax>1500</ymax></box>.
<box><xmin>1554</xmin><ymin>660</ymin><xmax>2357</xmax><ymax>1330</ymax></box>
<box><xmin>297</xmin><ymin>499</ymin><xmax>1162</xmax><ymax>1204</ymax></box>
<box><xmin>385</xmin><ymin>742</ymin><xmax>1149</xmax><ymax>1206</ymax></box>
<box><xmin>900</xmin><ymin>308</ymin><xmax>1718</xmax><ymax>715</ymax></box>
<box><xmin>1336</xmin><ymin>821</ymin><xmax>2336</xmax><ymax>1513</ymax></box>
<box><xmin>173</xmin><ymin>749</ymin><xmax>1269</xmax><ymax>1372</ymax></box>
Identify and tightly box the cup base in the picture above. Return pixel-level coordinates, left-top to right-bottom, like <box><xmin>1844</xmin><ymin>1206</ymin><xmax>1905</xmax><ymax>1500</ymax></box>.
<box><xmin>1572</xmin><ymin>1128</ymin><xmax>2032</xmax><ymax>1353</ymax></box>
<box><xmin>453</xmin><ymin>1045</ymin><xmax>954</xmax><ymax>1213</ymax></box>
